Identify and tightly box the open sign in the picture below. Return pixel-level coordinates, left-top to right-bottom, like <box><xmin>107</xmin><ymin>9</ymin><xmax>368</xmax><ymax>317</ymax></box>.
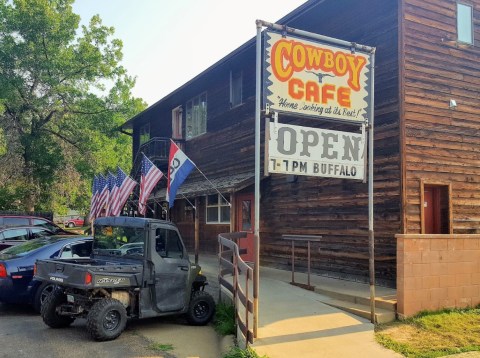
<box><xmin>266</xmin><ymin>121</ymin><xmax>365</xmax><ymax>180</ymax></box>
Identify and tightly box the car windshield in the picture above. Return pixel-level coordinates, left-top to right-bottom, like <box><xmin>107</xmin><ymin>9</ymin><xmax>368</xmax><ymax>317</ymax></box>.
<box><xmin>93</xmin><ymin>225</ymin><xmax>145</xmax><ymax>258</ymax></box>
<box><xmin>0</xmin><ymin>238</ymin><xmax>51</xmax><ymax>259</ymax></box>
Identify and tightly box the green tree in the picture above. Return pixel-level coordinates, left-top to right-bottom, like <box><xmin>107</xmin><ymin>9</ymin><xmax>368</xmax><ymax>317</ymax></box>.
<box><xmin>0</xmin><ymin>0</ymin><xmax>145</xmax><ymax>212</ymax></box>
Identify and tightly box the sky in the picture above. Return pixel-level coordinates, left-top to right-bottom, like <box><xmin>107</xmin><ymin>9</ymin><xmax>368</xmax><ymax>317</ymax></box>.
<box><xmin>72</xmin><ymin>0</ymin><xmax>307</xmax><ymax>106</ymax></box>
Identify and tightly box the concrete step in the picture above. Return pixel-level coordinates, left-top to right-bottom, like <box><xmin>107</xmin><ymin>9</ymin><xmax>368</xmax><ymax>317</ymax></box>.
<box><xmin>313</xmin><ymin>286</ymin><xmax>397</xmax><ymax>312</ymax></box>
<box><xmin>321</xmin><ymin>298</ymin><xmax>396</xmax><ymax>324</ymax></box>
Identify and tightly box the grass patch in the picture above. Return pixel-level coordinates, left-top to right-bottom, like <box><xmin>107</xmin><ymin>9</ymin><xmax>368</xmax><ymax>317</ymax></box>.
<box><xmin>214</xmin><ymin>302</ymin><xmax>236</xmax><ymax>336</ymax></box>
<box><xmin>375</xmin><ymin>307</ymin><xmax>480</xmax><ymax>357</ymax></box>
<box><xmin>148</xmin><ymin>343</ymin><xmax>174</xmax><ymax>352</ymax></box>
<box><xmin>223</xmin><ymin>346</ymin><xmax>268</xmax><ymax>358</ymax></box>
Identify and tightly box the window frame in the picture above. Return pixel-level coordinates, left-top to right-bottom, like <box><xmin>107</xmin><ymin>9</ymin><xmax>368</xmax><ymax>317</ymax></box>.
<box><xmin>206</xmin><ymin>194</ymin><xmax>230</xmax><ymax>225</ymax></box>
<box><xmin>420</xmin><ymin>180</ymin><xmax>453</xmax><ymax>234</ymax></box>
<box><xmin>457</xmin><ymin>2</ymin><xmax>474</xmax><ymax>45</ymax></box>
<box><xmin>185</xmin><ymin>92</ymin><xmax>207</xmax><ymax>140</ymax></box>
<box><xmin>172</xmin><ymin>106</ymin><xmax>183</xmax><ymax>139</ymax></box>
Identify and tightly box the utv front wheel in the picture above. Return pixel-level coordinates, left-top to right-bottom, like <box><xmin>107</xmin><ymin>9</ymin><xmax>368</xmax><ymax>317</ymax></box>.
<box><xmin>185</xmin><ymin>291</ymin><xmax>215</xmax><ymax>325</ymax></box>
<box><xmin>41</xmin><ymin>289</ymin><xmax>75</xmax><ymax>328</ymax></box>
<box><xmin>86</xmin><ymin>298</ymin><xmax>127</xmax><ymax>341</ymax></box>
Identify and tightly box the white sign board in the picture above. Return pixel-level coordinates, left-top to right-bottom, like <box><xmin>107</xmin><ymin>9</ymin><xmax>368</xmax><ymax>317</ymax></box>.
<box><xmin>266</xmin><ymin>121</ymin><xmax>365</xmax><ymax>180</ymax></box>
<box><xmin>264</xmin><ymin>31</ymin><xmax>372</xmax><ymax>123</ymax></box>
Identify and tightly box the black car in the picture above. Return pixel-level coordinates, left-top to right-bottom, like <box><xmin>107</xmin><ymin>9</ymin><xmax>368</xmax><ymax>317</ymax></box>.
<box><xmin>0</xmin><ymin>236</ymin><xmax>92</xmax><ymax>312</ymax></box>
<box><xmin>0</xmin><ymin>215</ymin><xmax>74</xmax><ymax>235</ymax></box>
<box><xmin>0</xmin><ymin>226</ymin><xmax>57</xmax><ymax>251</ymax></box>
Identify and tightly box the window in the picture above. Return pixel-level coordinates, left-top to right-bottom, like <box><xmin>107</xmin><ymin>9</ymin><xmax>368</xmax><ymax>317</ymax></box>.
<box><xmin>230</xmin><ymin>70</ymin><xmax>243</xmax><ymax>107</ymax></box>
<box><xmin>457</xmin><ymin>3</ymin><xmax>473</xmax><ymax>44</ymax></box>
<box><xmin>59</xmin><ymin>241</ymin><xmax>92</xmax><ymax>258</ymax></box>
<box><xmin>206</xmin><ymin>194</ymin><xmax>230</xmax><ymax>224</ymax></box>
<box><xmin>172</xmin><ymin>106</ymin><xmax>183</xmax><ymax>139</ymax></box>
<box><xmin>4</xmin><ymin>217</ymin><xmax>29</xmax><ymax>226</ymax></box>
<box><xmin>241</xmin><ymin>200</ymin><xmax>252</xmax><ymax>231</ymax></box>
<box><xmin>93</xmin><ymin>225</ymin><xmax>145</xmax><ymax>257</ymax></box>
<box><xmin>31</xmin><ymin>228</ymin><xmax>50</xmax><ymax>239</ymax></box>
<box><xmin>421</xmin><ymin>183</ymin><xmax>452</xmax><ymax>234</ymax></box>
<box><xmin>155</xmin><ymin>228</ymin><xmax>184</xmax><ymax>258</ymax></box>
<box><xmin>139</xmin><ymin>123</ymin><xmax>150</xmax><ymax>145</ymax></box>
<box><xmin>32</xmin><ymin>219</ymin><xmax>60</xmax><ymax>234</ymax></box>
<box><xmin>3</xmin><ymin>228</ymin><xmax>28</xmax><ymax>241</ymax></box>
<box><xmin>186</xmin><ymin>92</ymin><xmax>207</xmax><ymax>140</ymax></box>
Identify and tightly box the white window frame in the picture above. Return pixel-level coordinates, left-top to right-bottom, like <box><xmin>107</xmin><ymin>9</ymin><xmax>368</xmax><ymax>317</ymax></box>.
<box><xmin>172</xmin><ymin>106</ymin><xmax>183</xmax><ymax>139</ymax></box>
<box><xmin>230</xmin><ymin>70</ymin><xmax>243</xmax><ymax>108</ymax></box>
<box><xmin>206</xmin><ymin>194</ymin><xmax>230</xmax><ymax>224</ymax></box>
<box><xmin>186</xmin><ymin>92</ymin><xmax>207</xmax><ymax>140</ymax></box>
<box><xmin>457</xmin><ymin>2</ymin><xmax>474</xmax><ymax>45</ymax></box>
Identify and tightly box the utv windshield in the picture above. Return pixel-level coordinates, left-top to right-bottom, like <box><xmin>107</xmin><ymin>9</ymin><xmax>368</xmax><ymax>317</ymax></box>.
<box><xmin>93</xmin><ymin>225</ymin><xmax>145</xmax><ymax>257</ymax></box>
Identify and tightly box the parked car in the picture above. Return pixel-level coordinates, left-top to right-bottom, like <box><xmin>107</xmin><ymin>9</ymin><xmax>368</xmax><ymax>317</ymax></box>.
<box><xmin>0</xmin><ymin>226</ymin><xmax>56</xmax><ymax>251</ymax></box>
<box><xmin>63</xmin><ymin>216</ymin><xmax>85</xmax><ymax>228</ymax></box>
<box><xmin>0</xmin><ymin>236</ymin><xmax>93</xmax><ymax>312</ymax></box>
<box><xmin>0</xmin><ymin>215</ymin><xmax>74</xmax><ymax>235</ymax></box>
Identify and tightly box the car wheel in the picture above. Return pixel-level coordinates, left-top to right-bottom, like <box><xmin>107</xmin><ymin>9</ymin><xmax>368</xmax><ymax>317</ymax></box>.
<box><xmin>185</xmin><ymin>291</ymin><xmax>215</xmax><ymax>326</ymax></box>
<box><xmin>86</xmin><ymin>298</ymin><xmax>127</xmax><ymax>341</ymax></box>
<box><xmin>68</xmin><ymin>222</ymin><xmax>75</xmax><ymax>228</ymax></box>
<box><xmin>33</xmin><ymin>282</ymin><xmax>55</xmax><ymax>313</ymax></box>
<box><xmin>41</xmin><ymin>289</ymin><xmax>75</xmax><ymax>328</ymax></box>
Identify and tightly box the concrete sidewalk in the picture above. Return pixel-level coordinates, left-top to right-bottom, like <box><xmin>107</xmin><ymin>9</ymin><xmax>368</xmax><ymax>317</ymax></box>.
<box><xmin>198</xmin><ymin>254</ymin><xmax>400</xmax><ymax>358</ymax></box>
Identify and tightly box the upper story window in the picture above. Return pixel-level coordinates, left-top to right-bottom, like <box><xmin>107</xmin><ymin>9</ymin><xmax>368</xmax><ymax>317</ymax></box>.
<box><xmin>186</xmin><ymin>92</ymin><xmax>207</xmax><ymax>140</ymax></box>
<box><xmin>457</xmin><ymin>3</ymin><xmax>473</xmax><ymax>44</ymax></box>
<box><xmin>206</xmin><ymin>194</ymin><xmax>230</xmax><ymax>224</ymax></box>
<box><xmin>230</xmin><ymin>70</ymin><xmax>243</xmax><ymax>108</ymax></box>
<box><xmin>172</xmin><ymin>106</ymin><xmax>183</xmax><ymax>139</ymax></box>
<box><xmin>139</xmin><ymin>123</ymin><xmax>150</xmax><ymax>146</ymax></box>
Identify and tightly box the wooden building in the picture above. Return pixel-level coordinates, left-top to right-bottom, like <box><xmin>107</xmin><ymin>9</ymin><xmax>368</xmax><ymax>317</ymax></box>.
<box><xmin>122</xmin><ymin>0</ymin><xmax>479</xmax><ymax>287</ymax></box>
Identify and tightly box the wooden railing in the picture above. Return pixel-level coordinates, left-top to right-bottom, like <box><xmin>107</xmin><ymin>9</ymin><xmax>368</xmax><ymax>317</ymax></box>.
<box><xmin>218</xmin><ymin>232</ymin><xmax>254</xmax><ymax>346</ymax></box>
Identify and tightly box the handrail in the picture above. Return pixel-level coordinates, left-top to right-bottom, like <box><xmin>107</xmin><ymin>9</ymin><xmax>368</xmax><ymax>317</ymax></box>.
<box><xmin>218</xmin><ymin>232</ymin><xmax>254</xmax><ymax>347</ymax></box>
<box><xmin>281</xmin><ymin>234</ymin><xmax>322</xmax><ymax>290</ymax></box>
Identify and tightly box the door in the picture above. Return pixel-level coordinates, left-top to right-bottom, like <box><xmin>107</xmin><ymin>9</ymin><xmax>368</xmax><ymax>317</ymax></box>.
<box><xmin>423</xmin><ymin>185</ymin><xmax>449</xmax><ymax>234</ymax></box>
<box><xmin>151</xmin><ymin>226</ymin><xmax>190</xmax><ymax>312</ymax></box>
<box><xmin>236</xmin><ymin>193</ymin><xmax>255</xmax><ymax>262</ymax></box>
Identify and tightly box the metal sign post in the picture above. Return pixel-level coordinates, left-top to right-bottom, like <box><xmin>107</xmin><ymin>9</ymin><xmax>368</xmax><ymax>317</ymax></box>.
<box><xmin>253</xmin><ymin>20</ymin><xmax>262</xmax><ymax>339</ymax></box>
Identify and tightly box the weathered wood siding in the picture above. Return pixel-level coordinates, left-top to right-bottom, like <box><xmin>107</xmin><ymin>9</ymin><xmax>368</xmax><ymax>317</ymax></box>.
<box><xmin>402</xmin><ymin>0</ymin><xmax>480</xmax><ymax>233</ymax></box>
<box><xmin>259</xmin><ymin>0</ymin><xmax>401</xmax><ymax>286</ymax></box>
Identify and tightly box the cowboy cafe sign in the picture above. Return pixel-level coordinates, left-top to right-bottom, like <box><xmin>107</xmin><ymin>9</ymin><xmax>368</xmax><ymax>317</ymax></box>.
<box><xmin>263</xmin><ymin>30</ymin><xmax>372</xmax><ymax>123</ymax></box>
<box><xmin>263</xmin><ymin>30</ymin><xmax>372</xmax><ymax>181</ymax></box>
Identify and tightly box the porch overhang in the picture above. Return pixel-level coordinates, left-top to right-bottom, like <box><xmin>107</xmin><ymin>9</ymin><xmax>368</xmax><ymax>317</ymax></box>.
<box><xmin>153</xmin><ymin>172</ymin><xmax>255</xmax><ymax>200</ymax></box>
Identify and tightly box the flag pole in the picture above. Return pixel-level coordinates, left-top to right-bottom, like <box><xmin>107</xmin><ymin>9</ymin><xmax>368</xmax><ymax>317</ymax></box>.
<box><xmin>130</xmin><ymin>190</ymin><xmax>157</xmax><ymax>216</ymax></box>
<box><xmin>159</xmin><ymin>175</ymin><xmax>196</xmax><ymax>209</ymax></box>
<box><xmin>193</xmin><ymin>166</ymin><xmax>231</xmax><ymax>207</ymax></box>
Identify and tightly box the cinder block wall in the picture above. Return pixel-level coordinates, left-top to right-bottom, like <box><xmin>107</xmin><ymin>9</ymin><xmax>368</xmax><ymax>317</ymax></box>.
<box><xmin>396</xmin><ymin>234</ymin><xmax>480</xmax><ymax>318</ymax></box>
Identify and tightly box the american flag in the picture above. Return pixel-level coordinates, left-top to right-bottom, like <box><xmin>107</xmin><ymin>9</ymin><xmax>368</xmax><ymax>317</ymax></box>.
<box><xmin>105</xmin><ymin>172</ymin><xmax>117</xmax><ymax>216</ymax></box>
<box><xmin>109</xmin><ymin>167</ymin><xmax>137</xmax><ymax>217</ymax></box>
<box><xmin>88</xmin><ymin>175</ymin><xmax>99</xmax><ymax>221</ymax></box>
<box><xmin>139</xmin><ymin>154</ymin><xmax>164</xmax><ymax>215</ymax></box>
<box><xmin>95</xmin><ymin>174</ymin><xmax>109</xmax><ymax>218</ymax></box>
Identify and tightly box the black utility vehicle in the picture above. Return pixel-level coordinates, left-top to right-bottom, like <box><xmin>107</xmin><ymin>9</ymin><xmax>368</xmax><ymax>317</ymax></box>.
<box><xmin>34</xmin><ymin>217</ymin><xmax>215</xmax><ymax>341</ymax></box>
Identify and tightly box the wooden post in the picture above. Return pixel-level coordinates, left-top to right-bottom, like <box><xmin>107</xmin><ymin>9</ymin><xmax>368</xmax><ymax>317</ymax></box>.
<box><xmin>230</xmin><ymin>192</ymin><xmax>236</xmax><ymax>233</ymax></box>
<box><xmin>195</xmin><ymin>197</ymin><xmax>199</xmax><ymax>265</ymax></box>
